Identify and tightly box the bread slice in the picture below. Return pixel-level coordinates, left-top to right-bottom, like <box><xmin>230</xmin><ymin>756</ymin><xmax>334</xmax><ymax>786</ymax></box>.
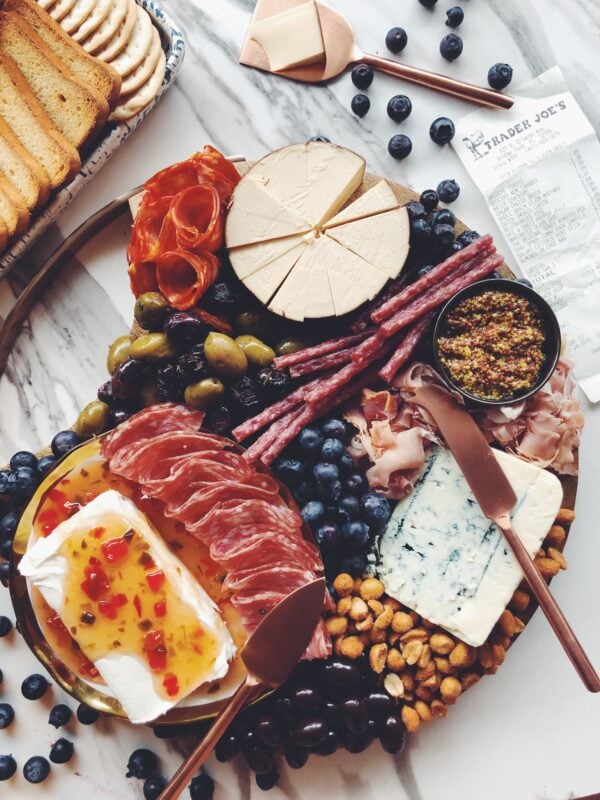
<box><xmin>2</xmin><ymin>0</ymin><xmax>121</xmax><ymax>107</ymax></box>
<box><xmin>0</xmin><ymin>212</ymin><xmax>9</xmax><ymax>255</ymax></box>
<box><xmin>0</xmin><ymin>55</ymin><xmax>80</xmax><ymax>189</ymax></box>
<box><xmin>0</xmin><ymin>13</ymin><xmax>109</xmax><ymax>149</ymax></box>
<box><xmin>0</xmin><ymin>177</ymin><xmax>30</xmax><ymax>238</ymax></box>
<box><xmin>0</xmin><ymin>115</ymin><xmax>51</xmax><ymax>210</ymax></box>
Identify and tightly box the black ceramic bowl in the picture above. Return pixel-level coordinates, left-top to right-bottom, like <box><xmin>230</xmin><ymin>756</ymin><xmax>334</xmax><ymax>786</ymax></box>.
<box><xmin>432</xmin><ymin>278</ymin><xmax>561</xmax><ymax>406</ymax></box>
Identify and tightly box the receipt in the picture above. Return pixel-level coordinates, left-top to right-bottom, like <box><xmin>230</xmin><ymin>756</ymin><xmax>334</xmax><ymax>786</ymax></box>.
<box><xmin>453</xmin><ymin>67</ymin><xmax>600</xmax><ymax>402</ymax></box>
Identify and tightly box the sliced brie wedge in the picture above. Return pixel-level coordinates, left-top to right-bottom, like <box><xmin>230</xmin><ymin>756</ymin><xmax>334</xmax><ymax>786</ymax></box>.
<box><xmin>243</xmin><ymin>238</ymin><xmax>307</xmax><ymax>305</ymax></box>
<box><xmin>322</xmin><ymin>180</ymin><xmax>399</xmax><ymax>229</ymax></box>
<box><xmin>249</xmin><ymin>1</ymin><xmax>325</xmax><ymax>73</ymax></box>
<box><xmin>319</xmin><ymin>235</ymin><xmax>389</xmax><ymax>316</ymax></box>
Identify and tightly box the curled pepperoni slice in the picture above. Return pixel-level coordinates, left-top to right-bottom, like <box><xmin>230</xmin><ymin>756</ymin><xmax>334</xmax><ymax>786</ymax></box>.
<box><xmin>195</xmin><ymin>145</ymin><xmax>241</xmax><ymax>185</ymax></box>
<box><xmin>156</xmin><ymin>248</ymin><xmax>220</xmax><ymax>309</ymax></box>
<box><xmin>128</xmin><ymin>260</ymin><xmax>159</xmax><ymax>296</ymax></box>
<box><xmin>127</xmin><ymin>194</ymin><xmax>173</xmax><ymax>265</ymax></box>
<box><xmin>143</xmin><ymin>161</ymin><xmax>199</xmax><ymax>199</ymax></box>
<box><xmin>168</xmin><ymin>184</ymin><xmax>223</xmax><ymax>253</ymax></box>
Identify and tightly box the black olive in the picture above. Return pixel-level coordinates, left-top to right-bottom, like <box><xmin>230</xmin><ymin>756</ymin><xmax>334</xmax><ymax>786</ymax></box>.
<box><xmin>229</xmin><ymin>376</ymin><xmax>261</xmax><ymax>416</ymax></box>
<box><xmin>155</xmin><ymin>362</ymin><xmax>184</xmax><ymax>402</ymax></box>
<box><xmin>256</xmin><ymin>366</ymin><xmax>293</xmax><ymax>402</ymax></box>
<box><xmin>342</xmin><ymin>720</ymin><xmax>376</xmax><ymax>753</ymax></box>
<box><xmin>275</xmin><ymin>696</ymin><xmax>294</xmax><ymax>730</ymax></box>
<box><xmin>205</xmin><ymin>404</ymin><xmax>234</xmax><ymax>435</ymax></box>
<box><xmin>164</xmin><ymin>311</ymin><xmax>207</xmax><ymax>348</ymax></box>
<box><xmin>175</xmin><ymin>345</ymin><xmax>210</xmax><ymax>385</ymax></box>
<box><xmin>126</xmin><ymin>748</ymin><xmax>157</xmax><ymax>779</ymax></box>
<box><xmin>203</xmin><ymin>281</ymin><xmax>240</xmax><ymax>313</ymax></box>
<box><xmin>111</xmin><ymin>359</ymin><xmax>144</xmax><ymax>400</ymax></box>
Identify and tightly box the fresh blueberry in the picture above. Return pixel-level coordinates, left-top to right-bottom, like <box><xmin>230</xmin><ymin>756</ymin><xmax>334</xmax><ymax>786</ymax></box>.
<box><xmin>487</xmin><ymin>270</ymin><xmax>503</xmax><ymax>280</ymax></box>
<box><xmin>293</xmin><ymin>479</ymin><xmax>315</xmax><ymax>506</ymax></box>
<box><xmin>9</xmin><ymin>451</ymin><xmax>38</xmax><ymax>471</ymax></box>
<box><xmin>338</xmin><ymin>552</ymin><xmax>368</xmax><ymax>577</ymax></box>
<box><xmin>410</xmin><ymin>219</ymin><xmax>432</xmax><ymax>242</ymax></box>
<box><xmin>388</xmin><ymin>134</ymin><xmax>412</xmax><ymax>160</ymax></box>
<box><xmin>0</xmin><ymin>512</ymin><xmax>18</xmax><ymax>539</ymax></box>
<box><xmin>0</xmin><ymin>616</ymin><xmax>12</xmax><ymax>637</ymax></box>
<box><xmin>37</xmin><ymin>455</ymin><xmax>57</xmax><ymax>477</ymax></box>
<box><xmin>418</xmin><ymin>0</ymin><xmax>437</xmax><ymax>6</ymax></box>
<box><xmin>516</xmin><ymin>277</ymin><xmax>533</xmax><ymax>288</ymax></box>
<box><xmin>337</xmin><ymin>495</ymin><xmax>361</xmax><ymax>522</ymax></box>
<box><xmin>7</xmin><ymin>466</ymin><xmax>39</xmax><ymax>499</ymax></box>
<box><xmin>432</xmin><ymin>208</ymin><xmax>455</xmax><ymax>227</ymax></box>
<box><xmin>341</xmin><ymin>521</ymin><xmax>370</xmax><ymax>550</ymax></box>
<box><xmin>51</xmin><ymin>430</ymin><xmax>81</xmax><ymax>458</ymax></box>
<box><xmin>315</xmin><ymin>522</ymin><xmax>341</xmax><ymax>551</ymax></box>
<box><xmin>23</xmin><ymin>756</ymin><xmax>50</xmax><ymax>784</ymax></box>
<box><xmin>360</xmin><ymin>493</ymin><xmax>391</xmax><ymax>528</ymax></box>
<box><xmin>144</xmin><ymin>775</ymin><xmax>168</xmax><ymax>800</ymax></box>
<box><xmin>344</xmin><ymin>473</ymin><xmax>368</xmax><ymax>496</ymax></box>
<box><xmin>274</xmin><ymin>458</ymin><xmax>304</xmax><ymax>487</ymax></box>
<box><xmin>0</xmin><ymin>471</ymin><xmax>9</xmax><ymax>494</ymax></box>
<box><xmin>488</xmin><ymin>62</ymin><xmax>513</xmax><ymax>90</ymax></box>
<box><xmin>417</xmin><ymin>264</ymin><xmax>435</xmax><ymax>277</ymax></box>
<box><xmin>22</xmin><ymin>674</ymin><xmax>49</xmax><ymax>700</ymax></box>
<box><xmin>49</xmin><ymin>704</ymin><xmax>73</xmax><ymax>728</ymax></box>
<box><xmin>0</xmin><ymin>704</ymin><xmax>14</xmax><ymax>729</ymax></box>
<box><xmin>338</xmin><ymin>453</ymin><xmax>354</xmax><ymax>476</ymax></box>
<box><xmin>307</xmin><ymin>135</ymin><xmax>331</xmax><ymax>143</ymax></box>
<box><xmin>440</xmin><ymin>33</ymin><xmax>463</xmax><ymax>61</ymax></box>
<box><xmin>298</xmin><ymin>425</ymin><xmax>323</xmax><ymax>456</ymax></box>
<box><xmin>0</xmin><ymin>539</ymin><xmax>11</xmax><ymax>561</ymax></box>
<box><xmin>351</xmin><ymin>94</ymin><xmax>370</xmax><ymax>118</ymax></box>
<box><xmin>313</xmin><ymin>462</ymin><xmax>339</xmax><ymax>484</ymax></box>
<box><xmin>445</xmin><ymin>6</ymin><xmax>464</xmax><ymax>27</ymax></box>
<box><xmin>126</xmin><ymin>748</ymin><xmax>157</xmax><ymax>779</ymax></box>
<box><xmin>385</xmin><ymin>27</ymin><xmax>407</xmax><ymax>53</ymax></box>
<box><xmin>437</xmin><ymin>179</ymin><xmax>460</xmax><ymax>203</ymax></box>
<box><xmin>351</xmin><ymin>63</ymin><xmax>374</xmax><ymax>89</ymax></box>
<box><xmin>301</xmin><ymin>500</ymin><xmax>326</xmax><ymax>527</ymax></box>
<box><xmin>0</xmin><ymin>754</ymin><xmax>16</xmax><ymax>781</ymax></box>
<box><xmin>449</xmin><ymin>241</ymin><xmax>463</xmax><ymax>253</ymax></box>
<box><xmin>321</xmin><ymin>438</ymin><xmax>345</xmax><ymax>463</ymax></box>
<box><xmin>457</xmin><ymin>230</ymin><xmax>480</xmax><ymax>247</ymax></box>
<box><xmin>76</xmin><ymin>703</ymin><xmax>100</xmax><ymax>725</ymax></box>
<box><xmin>429</xmin><ymin>116</ymin><xmax>455</xmax><ymax>145</ymax></box>
<box><xmin>405</xmin><ymin>200</ymin><xmax>426</xmax><ymax>220</ymax></box>
<box><xmin>0</xmin><ymin>562</ymin><xmax>9</xmax><ymax>583</ymax></box>
<box><xmin>387</xmin><ymin>94</ymin><xmax>412</xmax><ymax>122</ymax></box>
<box><xmin>432</xmin><ymin>223</ymin><xmax>455</xmax><ymax>247</ymax></box>
<box><xmin>321</xmin><ymin>419</ymin><xmax>348</xmax><ymax>441</ymax></box>
<box><xmin>49</xmin><ymin>738</ymin><xmax>74</xmax><ymax>764</ymax></box>
<box><xmin>189</xmin><ymin>771</ymin><xmax>215</xmax><ymax>800</ymax></box>
<box><xmin>316</xmin><ymin>479</ymin><xmax>342</xmax><ymax>504</ymax></box>
<box><xmin>419</xmin><ymin>189</ymin><xmax>438</xmax><ymax>212</ymax></box>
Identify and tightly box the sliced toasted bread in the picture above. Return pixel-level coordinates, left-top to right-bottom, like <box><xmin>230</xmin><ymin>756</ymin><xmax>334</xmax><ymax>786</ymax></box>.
<box><xmin>0</xmin><ymin>178</ymin><xmax>30</xmax><ymax>238</ymax></box>
<box><xmin>3</xmin><ymin>0</ymin><xmax>121</xmax><ymax>106</ymax></box>
<box><xmin>0</xmin><ymin>55</ymin><xmax>80</xmax><ymax>189</ymax></box>
<box><xmin>0</xmin><ymin>211</ymin><xmax>9</xmax><ymax>255</ymax></box>
<box><xmin>0</xmin><ymin>13</ymin><xmax>109</xmax><ymax>149</ymax></box>
<box><xmin>0</xmin><ymin>116</ymin><xmax>51</xmax><ymax>210</ymax></box>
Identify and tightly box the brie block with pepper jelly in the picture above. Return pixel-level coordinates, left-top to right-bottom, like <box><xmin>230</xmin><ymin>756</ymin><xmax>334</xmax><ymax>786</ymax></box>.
<box><xmin>249</xmin><ymin>1</ymin><xmax>325</xmax><ymax>73</ymax></box>
<box><xmin>371</xmin><ymin>447</ymin><xmax>563</xmax><ymax>646</ymax></box>
<box><xmin>19</xmin><ymin>490</ymin><xmax>235</xmax><ymax>723</ymax></box>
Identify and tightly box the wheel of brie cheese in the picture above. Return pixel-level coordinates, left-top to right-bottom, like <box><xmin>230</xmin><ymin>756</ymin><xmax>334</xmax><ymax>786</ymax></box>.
<box><xmin>226</xmin><ymin>142</ymin><xmax>411</xmax><ymax>320</ymax></box>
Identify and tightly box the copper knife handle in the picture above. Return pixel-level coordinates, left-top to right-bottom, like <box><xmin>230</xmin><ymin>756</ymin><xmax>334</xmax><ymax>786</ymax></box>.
<box><xmin>159</xmin><ymin>672</ymin><xmax>262</xmax><ymax>800</ymax></box>
<box><xmin>495</xmin><ymin>512</ymin><xmax>600</xmax><ymax>693</ymax></box>
<box><xmin>359</xmin><ymin>52</ymin><xmax>514</xmax><ymax>110</ymax></box>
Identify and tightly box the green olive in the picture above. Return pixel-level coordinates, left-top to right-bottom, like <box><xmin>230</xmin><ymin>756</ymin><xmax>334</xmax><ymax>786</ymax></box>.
<box><xmin>140</xmin><ymin>380</ymin><xmax>161</xmax><ymax>408</ymax></box>
<box><xmin>134</xmin><ymin>292</ymin><xmax>170</xmax><ymax>332</ymax></box>
<box><xmin>107</xmin><ymin>334</ymin><xmax>134</xmax><ymax>375</ymax></box>
<box><xmin>73</xmin><ymin>400</ymin><xmax>111</xmax><ymax>439</ymax></box>
<box><xmin>204</xmin><ymin>332</ymin><xmax>248</xmax><ymax>378</ymax></box>
<box><xmin>235</xmin><ymin>310</ymin><xmax>271</xmax><ymax>340</ymax></box>
<box><xmin>275</xmin><ymin>338</ymin><xmax>309</xmax><ymax>357</ymax></box>
<box><xmin>130</xmin><ymin>333</ymin><xmax>177</xmax><ymax>362</ymax></box>
<box><xmin>235</xmin><ymin>335</ymin><xmax>275</xmax><ymax>367</ymax></box>
<box><xmin>184</xmin><ymin>377</ymin><xmax>225</xmax><ymax>410</ymax></box>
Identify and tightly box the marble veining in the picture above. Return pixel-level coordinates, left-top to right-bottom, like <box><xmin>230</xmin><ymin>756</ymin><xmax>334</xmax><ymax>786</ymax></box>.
<box><xmin>0</xmin><ymin>1</ymin><xmax>599</xmax><ymax>798</ymax></box>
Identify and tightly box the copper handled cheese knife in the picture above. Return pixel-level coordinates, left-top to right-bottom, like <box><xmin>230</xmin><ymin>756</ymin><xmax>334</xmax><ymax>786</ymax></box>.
<box><xmin>412</xmin><ymin>383</ymin><xmax>600</xmax><ymax>693</ymax></box>
<box><xmin>160</xmin><ymin>578</ymin><xmax>327</xmax><ymax>800</ymax></box>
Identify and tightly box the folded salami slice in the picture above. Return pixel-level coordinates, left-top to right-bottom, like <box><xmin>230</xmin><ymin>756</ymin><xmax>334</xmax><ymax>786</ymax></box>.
<box><xmin>101</xmin><ymin>404</ymin><xmax>206</xmax><ymax>460</ymax></box>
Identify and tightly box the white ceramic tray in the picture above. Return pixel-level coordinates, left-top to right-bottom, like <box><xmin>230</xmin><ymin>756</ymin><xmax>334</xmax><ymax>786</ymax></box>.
<box><xmin>0</xmin><ymin>0</ymin><xmax>185</xmax><ymax>277</ymax></box>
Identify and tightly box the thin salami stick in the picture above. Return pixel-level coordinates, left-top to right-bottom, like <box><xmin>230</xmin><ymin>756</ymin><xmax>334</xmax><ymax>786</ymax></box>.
<box><xmin>350</xmin><ymin>273</ymin><xmax>410</xmax><ymax>333</ymax></box>
<box><xmin>372</xmin><ymin>235</ymin><xmax>494</xmax><ymax>324</ymax></box>
<box><xmin>231</xmin><ymin>370</ymin><xmax>335</xmax><ymax>442</ymax></box>
<box><xmin>273</xmin><ymin>329</ymin><xmax>374</xmax><ymax>369</ymax></box>
<box><xmin>378</xmin><ymin>312</ymin><xmax>435</xmax><ymax>383</ymax></box>
<box><xmin>380</xmin><ymin>252</ymin><xmax>504</xmax><ymax>337</ymax></box>
<box><xmin>243</xmin><ymin>405</ymin><xmax>308</xmax><ymax>462</ymax></box>
<box><xmin>258</xmin><ymin>406</ymin><xmax>314</xmax><ymax>465</ymax></box>
<box><xmin>289</xmin><ymin>347</ymin><xmax>355</xmax><ymax>379</ymax></box>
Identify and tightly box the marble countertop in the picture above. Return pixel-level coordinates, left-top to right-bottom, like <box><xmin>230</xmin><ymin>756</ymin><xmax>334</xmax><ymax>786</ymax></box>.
<box><xmin>1</xmin><ymin>0</ymin><xmax>599</xmax><ymax>798</ymax></box>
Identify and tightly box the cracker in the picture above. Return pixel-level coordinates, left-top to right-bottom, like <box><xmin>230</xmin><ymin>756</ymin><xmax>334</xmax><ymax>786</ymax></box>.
<box><xmin>120</xmin><ymin>24</ymin><xmax>160</xmax><ymax>95</ymax></box>
<box><xmin>109</xmin><ymin>46</ymin><xmax>164</xmax><ymax>122</ymax></box>
<box><xmin>80</xmin><ymin>0</ymin><xmax>128</xmax><ymax>54</ymax></box>
<box><xmin>48</xmin><ymin>0</ymin><xmax>77</xmax><ymax>23</ymax></box>
<box><xmin>107</xmin><ymin>5</ymin><xmax>153</xmax><ymax>77</ymax></box>
<box><xmin>72</xmin><ymin>0</ymin><xmax>112</xmax><ymax>42</ymax></box>
<box><xmin>59</xmin><ymin>0</ymin><xmax>97</xmax><ymax>35</ymax></box>
<box><xmin>89</xmin><ymin>0</ymin><xmax>135</xmax><ymax>59</ymax></box>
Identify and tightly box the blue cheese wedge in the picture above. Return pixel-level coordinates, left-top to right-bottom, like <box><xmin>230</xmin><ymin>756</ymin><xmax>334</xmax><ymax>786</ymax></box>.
<box><xmin>249</xmin><ymin>1</ymin><xmax>325</xmax><ymax>73</ymax></box>
<box><xmin>371</xmin><ymin>448</ymin><xmax>563</xmax><ymax>646</ymax></box>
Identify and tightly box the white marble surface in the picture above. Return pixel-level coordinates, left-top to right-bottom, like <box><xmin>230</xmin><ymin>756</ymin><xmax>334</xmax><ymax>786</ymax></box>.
<box><xmin>1</xmin><ymin>0</ymin><xmax>600</xmax><ymax>798</ymax></box>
